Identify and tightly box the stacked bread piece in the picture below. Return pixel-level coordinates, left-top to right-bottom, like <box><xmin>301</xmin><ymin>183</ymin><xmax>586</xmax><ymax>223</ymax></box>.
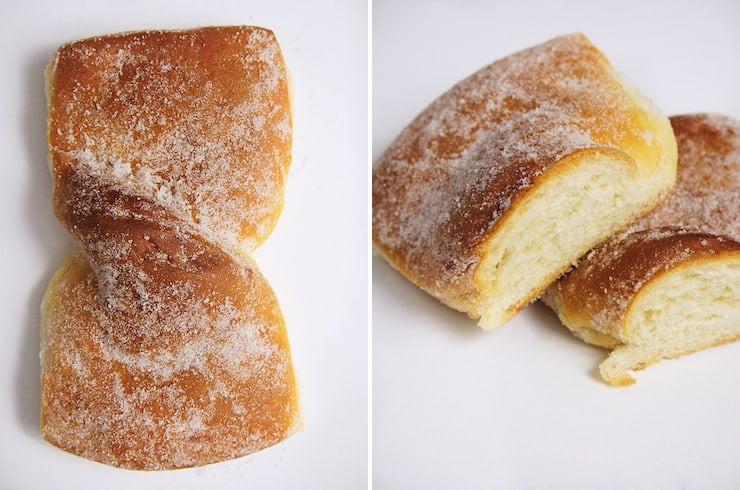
<box><xmin>42</xmin><ymin>27</ymin><xmax>300</xmax><ymax>469</ymax></box>
<box><xmin>543</xmin><ymin>114</ymin><xmax>740</xmax><ymax>385</ymax></box>
<box><xmin>373</xmin><ymin>33</ymin><xmax>739</xmax><ymax>385</ymax></box>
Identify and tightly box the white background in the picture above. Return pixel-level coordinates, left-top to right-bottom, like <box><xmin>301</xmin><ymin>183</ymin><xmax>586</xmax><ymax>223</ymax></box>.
<box><xmin>0</xmin><ymin>0</ymin><xmax>367</xmax><ymax>489</ymax></box>
<box><xmin>373</xmin><ymin>0</ymin><xmax>740</xmax><ymax>489</ymax></box>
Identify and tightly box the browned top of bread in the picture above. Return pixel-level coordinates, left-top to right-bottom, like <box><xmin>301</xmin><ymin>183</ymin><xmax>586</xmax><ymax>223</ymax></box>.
<box><xmin>372</xmin><ymin>33</ymin><xmax>667</xmax><ymax>300</ymax></box>
<box><xmin>41</xmin><ymin>247</ymin><xmax>298</xmax><ymax>470</ymax></box>
<box><xmin>48</xmin><ymin>26</ymin><xmax>292</xmax><ymax>254</ymax></box>
<box><xmin>629</xmin><ymin>113</ymin><xmax>740</xmax><ymax>238</ymax></box>
<box><xmin>41</xmin><ymin>27</ymin><xmax>299</xmax><ymax>470</ymax></box>
<box><xmin>550</xmin><ymin>113</ymin><xmax>740</xmax><ymax>334</ymax></box>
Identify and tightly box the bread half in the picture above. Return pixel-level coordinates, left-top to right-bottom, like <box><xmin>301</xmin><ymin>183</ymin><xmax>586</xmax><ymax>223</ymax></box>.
<box><xmin>543</xmin><ymin>114</ymin><xmax>740</xmax><ymax>385</ymax></box>
<box><xmin>373</xmin><ymin>33</ymin><xmax>677</xmax><ymax>329</ymax></box>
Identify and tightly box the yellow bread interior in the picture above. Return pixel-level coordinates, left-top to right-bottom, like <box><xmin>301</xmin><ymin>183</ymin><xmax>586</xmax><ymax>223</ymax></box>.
<box><xmin>599</xmin><ymin>254</ymin><xmax>740</xmax><ymax>385</ymax></box>
<box><xmin>473</xmin><ymin>146</ymin><xmax>675</xmax><ymax>330</ymax></box>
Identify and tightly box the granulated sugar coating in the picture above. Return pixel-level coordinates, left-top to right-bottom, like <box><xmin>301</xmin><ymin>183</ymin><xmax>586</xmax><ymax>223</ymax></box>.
<box><xmin>41</xmin><ymin>26</ymin><xmax>300</xmax><ymax>470</ymax></box>
<box><xmin>48</xmin><ymin>26</ymin><xmax>291</xmax><ymax>255</ymax></box>
<box><xmin>630</xmin><ymin>114</ymin><xmax>740</xmax><ymax>240</ymax></box>
<box><xmin>372</xmin><ymin>33</ymin><xmax>670</xmax><ymax>302</ymax></box>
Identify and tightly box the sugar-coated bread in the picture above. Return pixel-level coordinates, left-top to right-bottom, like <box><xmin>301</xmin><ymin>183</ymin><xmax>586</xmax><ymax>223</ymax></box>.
<box><xmin>543</xmin><ymin>114</ymin><xmax>740</xmax><ymax>385</ymax></box>
<box><xmin>372</xmin><ymin>33</ymin><xmax>677</xmax><ymax>330</ymax></box>
<box><xmin>41</xmin><ymin>26</ymin><xmax>300</xmax><ymax>470</ymax></box>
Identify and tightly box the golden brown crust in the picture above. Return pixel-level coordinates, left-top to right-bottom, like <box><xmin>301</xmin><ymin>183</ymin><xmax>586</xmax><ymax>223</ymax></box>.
<box><xmin>48</xmin><ymin>26</ymin><xmax>292</xmax><ymax>254</ymax></box>
<box><xmin>41</xmin><ymin>26</ymin><xmax>299</xmax><ymax>470</ymax></box>
<box><xmin>372</xmin><ymin>33</ymin><xmax>673</xmax><ymax>308</ymax></box>
<box><xmin>41</xmin><ymin>250</ymin><xmax>299</xmax><ymax>470</ymax></box>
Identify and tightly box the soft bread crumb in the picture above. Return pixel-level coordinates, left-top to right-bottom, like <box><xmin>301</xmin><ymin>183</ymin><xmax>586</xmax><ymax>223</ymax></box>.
<box><xmin>475</xmin><ymin>148</ymin><xmax>670</xmax><ymax>329</ymax></box>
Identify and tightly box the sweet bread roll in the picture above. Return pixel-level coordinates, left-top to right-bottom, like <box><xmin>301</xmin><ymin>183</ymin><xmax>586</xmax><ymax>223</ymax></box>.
<box><xmin>41</xmin><ymin>26</ymin><xmax>300</xmax><ymax>469</ymax></box>
<box><xmin>372</xmin><ymin>33</ymin><xmax>677</xmax><ymax>330</ymax></box>
<box><xmin>543</xmin><ymin>114</ymin><xmax>740</xmax><ymax>385</ymax></box>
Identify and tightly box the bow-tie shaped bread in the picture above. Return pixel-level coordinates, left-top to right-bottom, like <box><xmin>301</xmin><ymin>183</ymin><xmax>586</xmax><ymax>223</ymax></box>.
<box><xmin>41</xmin><ymin>26</ymin><xmax>300</xmax><ymax>470</ymax></box>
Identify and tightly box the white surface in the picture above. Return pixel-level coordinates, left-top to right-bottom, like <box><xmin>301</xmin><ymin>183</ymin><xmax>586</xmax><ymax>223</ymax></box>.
<box><xmin>0</xmin><ymin>0</ymin><xmax>367</xmax><ymax>488</ymax></box>
<box><xmin>373</xmin><ymin>0</ymin><xmax>740</xmax><ymax>488</ymax></box>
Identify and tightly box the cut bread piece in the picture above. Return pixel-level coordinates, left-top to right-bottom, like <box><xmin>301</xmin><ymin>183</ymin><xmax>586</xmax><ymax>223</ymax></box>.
<box><xmin>543</xmin><ymin>113</ymin><xmax>740</xmax><ymax>385</ymax></box>
<box><xmin>544</xmin><ymin>229</ymin><xmax>740</xmax><ymax>385</ymax></box>
<box><xmin>373</xmin><ymin>33</ymin><xmax>677</xmax><ymax>329</ymax></box>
